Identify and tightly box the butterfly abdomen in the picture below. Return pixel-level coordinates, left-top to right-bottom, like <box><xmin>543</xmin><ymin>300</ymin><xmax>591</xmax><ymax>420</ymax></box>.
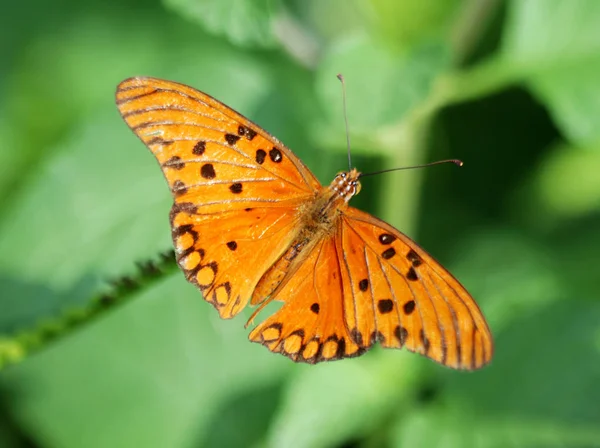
<box><xmin>250</xmin><ymin>186</ymin><xmax>347</xmax><ymax>308</ymax></box>
<box><xmin>251</xmin><ymin>238</ymin><xmax>309</xmax><ymax>304</ymax></box>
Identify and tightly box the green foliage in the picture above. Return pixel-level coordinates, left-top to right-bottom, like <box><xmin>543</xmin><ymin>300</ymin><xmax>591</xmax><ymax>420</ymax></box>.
<box><xmin>501</xmin><ymin>0</ymin><xmax>600</xmax><ymax>145</ymax></box>
<box><xmin>1</xmin><ymin>0</ymin><xmax>599</xmax><ymax>447</ymax></box>
<box><xmin>164</xmin><ymin>0</ymin><xmax>280</xmax><ymax>48</ymax></box>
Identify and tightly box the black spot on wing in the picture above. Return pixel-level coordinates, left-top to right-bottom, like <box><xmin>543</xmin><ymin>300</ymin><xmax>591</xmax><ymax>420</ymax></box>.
<box><xmin>172</xmin><ymin>180</ymin><xmax>187</xmax><ymax>196</ymax></box>
<box><xmin>406</xmin><ymin>267</ymin><xmax>418</xmax><ymax>281</ymax></box>
<box><xmin>403</xmin><ymin>300</ymin><xmax>416</xmax><ymax>315</ymax></box>
<box><xmin>238</xmin><ymin>125</ymin><xmax>257</xmax><ymax>140</ymax></box>
<box><xmin>230</xmin><ymin>183</ymin><xmax>243</xmax><ymax>194</ymax></box>
<box><xmin>224</xmin><ymin>133</ymin><xmax>241</xmax><ymax>145</ymax></box>
<box><xmin>358</xmin><ymin>278</ymin><xmax>369</xmax><ymax>291</ymax></box>
<box><xmin>377</xmin><ymin>299</ymin><xmax>394</xmax><ymax>314</ymax></box>
<box><xmin>192</xmin><ymin>141</ymin><xmax>206</xmax><ymax>155</ymax></box>
<box><xmin>165</xmin><ymin>156</ymin><xmax>185</xmax><ymax>170</ymax></box>
<box><xmin>406</xmin><ymin>249</ymin><xmax>423</xmax><ymax>267</ymax></box>
<box><xmin>269</xmin><ymin>147</ymin><xmax>282</xmax><ymax>163</ymax></box>
<box><xmin>382</xmin><ymin>247</ymin><xmax>396</xmax><ymax>259</ymax></box>
<box><xmin>420</xmin><ymin>329</ymin><xmax>430</xmax><ymax>354</ymax></box>
<box><xmin>370</xmin><ymin>331</ymin><xmax>385</xmax><ymax>344</ymax></box>
<box><xmin>395</xmin><ymin>326</ymin><xmax>408</xmax><ymax>345</ymax></box>
<box><xmin>379</xmin><ymin>233</ymin><xmax>396</xmax><ymax>245</ymax></box>
<box><xmin>201</xmin><ymin>163</ymin><xmax>216</xmax><ymax>179</ymax></box>
<box><xmin>350</xmin><ymin>328</ymin><xmax>364</xmax><ymax>346</ymax></box>
<box><xmin>255</xmin><ymin>149</ymin><xmax>266</xmax><ymax>164</ymax></box>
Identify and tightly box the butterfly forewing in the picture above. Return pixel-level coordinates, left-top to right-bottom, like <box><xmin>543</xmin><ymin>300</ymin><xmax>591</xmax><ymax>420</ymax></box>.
<box><xmin>339</xmin><ymin>207</ymin><xmax>493</xmax><ymax>369</ymax></box>
<box><xmin>116</xmin><ymin>77</ymin><xmax>320</xmax><ymax>209</ymax></box>
<box><xmin>116</xmin><ymin>77</ymin><xmax>319</xmax><ymax>318</ymax></box>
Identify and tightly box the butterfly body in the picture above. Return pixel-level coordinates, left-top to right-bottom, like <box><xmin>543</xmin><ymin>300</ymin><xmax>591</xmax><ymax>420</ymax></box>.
<box><xmin>116</xmin><ymin>77</ymin><xmax>493</xmax><ymax>369</ymax></box>
<box><xmin>249</xmin><ymin>169</ymin><xmax>361</xmax><ymax>317</ymax></box>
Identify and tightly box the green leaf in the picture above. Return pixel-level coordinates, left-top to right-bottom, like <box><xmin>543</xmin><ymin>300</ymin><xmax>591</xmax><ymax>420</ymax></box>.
<box><xmin>516</xmin><ymin>142</ymin><xmax>600</xmax><ymax>227</ymax></box>
<box><xmin>392</xmin><ymin>408</ymin><xmax>600</xmax><ymax>448</ymax></box>
<box><xmin>265</xmin><ymin>352</ymin><xmax>421</xmax><ymax>448</ymax></box>
<box><xmin>394</xmin><ymin>225</ymin><xmax>600</xmax><ymax>448</ymax></box>
<box><xmin>0</xmin><ymin>116</ymin><xmax>19</xmax><ymax>204</ymax></box>
<box><xmin>0</xmin><ymin>12</ymin><xmax>333</xmax><ymax>445</ymax></box>
<box><xmin>0</xmin><ymin>30</ymin><xmax>274</xmax><ymax>333</ymax></box>
<box><xmin>370</xmin><ymin>0</ymin><xmax>463</xmax><ymax>48</ymax></box>
<box><xmin>1</xmin><ymin>10</ymin><xmax>272</xmax><ymax>210</ymax></box>
<box><xmin>314</xmin><ymin>33</ymin><xmax>452</xmax><ymax>235</ymax></box>
<box><xmin>391</xmin><ymin>269</ymin><xmax>600</xmax><ymax>447</ymax></box>
<box><xmin>451</xmin><ymin>230</ymin><xmax>562</xmax><ymax>332</ymax></box>
<box><xmin>502</xmin><ymin>0</ymin><xmax>600</xmax><ymax>145</ymax></box>
<box><xmin>2</xmin><ymin>12</ymin><xmax>173</xmax><ymax>206</ymax></box>
<box><xmin>315</xmin><ymin>34</ymin><xmax>450</xmax><ymax>136</ymax></box>
<box><xmin>0</xmin><ymin>111</ymin><xmax>171</xmax><ymax>333</ymax></box>
<box><xmin>163</xmin><ymin>0</ymin><xmax>279</xmax><ymax>48</ymax></box>
<box><xmin>1</xmin><ymin>277</ymin><xmax>290</xmax><ymax>448</ymax></box>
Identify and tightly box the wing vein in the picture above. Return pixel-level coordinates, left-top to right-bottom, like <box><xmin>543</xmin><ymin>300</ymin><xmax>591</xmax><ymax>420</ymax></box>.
<box><xmin>363</xmin><ymin>245</ymin><xmax>380</xmax><ymax>343</ymax></box>
<box><xmin>331</xmin><ymin>224</ymin><xmax>355</xmax><ymax>341</ymax></box>
<box><xmin>425</xmin><ymin>269</ymin><xmax>461</xmax><ymax>367</ymax></box>
<box><xmin>116</xmin><ymin>89</ymin><xmax>159</xmax><ymax>105</ymax></box>
<box><xmin>118</xmin><ymin>87</ymin><xmax>221</xmax><ymax>112</ymax></box>
<box><xmin>380</xmin><ymin>259</ymin><xmax>428</xmax><ymax>351</ymax></box>
<box><xmin>428</xmin><ymin>268</ymin><xmax>479</xmax><ymax>332</ymax></box>
<box><xmin>416</xmin><ymin>268</ymin><xmax>446</xmax><ymax>363</ymax></box>
<box><xmin>166</xmin><ymin>159</ymin><xmax>258</xmax><ymax>169</ymax></box>
<box><xmin>191</xmin><ymin>198</ymin><xmax>283</xmax><ymax>208</ymax></box>
<box><xmin>172</xmin><ymin>177</ymin><xmax>278</xmax><ymax>189</ymax></box>
<box><xmin>376</xmin><ymin>255</ymin><xmax>405</xmax><ymax>346</ymax></box>
<box><xmin>338</xmin><ymin>222</ymin><xmax>360</xmax><ymax>344</ymax></box>
<box><xmin>122</xmin><ymin>105</ymin><xmax>227</xmax><ymax>122</ymax></box>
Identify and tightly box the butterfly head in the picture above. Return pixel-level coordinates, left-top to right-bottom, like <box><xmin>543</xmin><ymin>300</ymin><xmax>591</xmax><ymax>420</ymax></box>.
<box><xmin>331</xmin><ymin>168</ymin><xmax>362</xmax><ymax>202</ymax></box>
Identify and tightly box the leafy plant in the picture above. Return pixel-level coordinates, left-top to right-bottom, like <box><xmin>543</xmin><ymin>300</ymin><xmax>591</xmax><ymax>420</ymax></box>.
<box><xmin>1</xmin><ymin>0</ymin><xmax>599</xmax><ymax>447</ymax></box>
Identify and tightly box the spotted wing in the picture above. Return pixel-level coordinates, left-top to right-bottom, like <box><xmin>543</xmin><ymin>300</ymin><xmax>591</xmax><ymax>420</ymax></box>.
<box><xmin>248</xmin><ymin>235</ymin><xmax>365</xmax><ymax>363</ymax></box>
<box><xmin>116</xmin><ymin>77</ymin><xmax>320</xmax><ymax>318</ymax></box>
<box><xmin>337</xmin><ymin>207</ymin><xmax>493</xmax><ymax>370</ymax></box>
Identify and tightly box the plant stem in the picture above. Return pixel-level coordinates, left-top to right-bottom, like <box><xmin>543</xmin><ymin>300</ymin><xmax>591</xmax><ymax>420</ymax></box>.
<box><xmin>0</xmin><ymin>251</ymin><xmax>178</xmax><ymax>371</ymax></box>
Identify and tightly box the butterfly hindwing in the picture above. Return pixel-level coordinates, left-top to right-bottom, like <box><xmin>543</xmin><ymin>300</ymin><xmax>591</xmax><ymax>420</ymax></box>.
<box><xmin>248</xmin><ymin>236</ymin><xmax>364</xmax><ymax>363</ymax></box>
<box><xmin>338</xmin><ymin>207</ymin><xmax>493</xmax><ymax>370</ymax></box>
<box><xmin>170</xmin><ymin>204</ymin><xmax>304</xmax><ymax>318</ymax></box>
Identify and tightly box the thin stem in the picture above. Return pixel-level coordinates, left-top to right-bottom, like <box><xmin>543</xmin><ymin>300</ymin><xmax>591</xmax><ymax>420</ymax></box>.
<box><xmin>0</xmin><ymin>251</ymin><xmax>178</xmax><ymax>371</ymax></box>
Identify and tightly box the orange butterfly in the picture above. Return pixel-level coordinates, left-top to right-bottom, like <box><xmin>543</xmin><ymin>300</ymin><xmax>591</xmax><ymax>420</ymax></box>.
<box><xmin>116</xmin><ymin>77</ymin><xmax>493</xmax><ymax>369</ymax></box>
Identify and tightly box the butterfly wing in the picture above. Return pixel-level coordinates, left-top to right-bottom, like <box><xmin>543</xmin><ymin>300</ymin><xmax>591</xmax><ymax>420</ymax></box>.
<box><xmin>248</xmin><ymin>234</ymin><xmax>365</xmax><ymax>363</ymax></box>
<box><xmin>248</xmin><ymin>206</ymin><xmax>492</xmax><ymax>369</ymax></box>
<box><xmin>116</xmin><ymin>77</ymin><xmax>321</xmax><ymax>318</ymax></box>
<box><xmin>337</xmin><ymin>207</ymin><xmax>493</xmax><ymax>370</ymax></box>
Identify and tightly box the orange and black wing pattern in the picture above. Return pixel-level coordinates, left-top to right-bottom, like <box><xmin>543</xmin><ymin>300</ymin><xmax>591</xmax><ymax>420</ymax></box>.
<box><xmin>248</xmin><ymin>235</ymin><xmax>364</xmax><ymax>363</ymax></box>
<box><xmin>116</xmin><ymin>77</ymin><xmax>319</xmax><ymax>318</ymax></box>
<box><xmin>337</xmin><ymin>207</ymin><xmax>493</xmax><ymax>369</ymax></box>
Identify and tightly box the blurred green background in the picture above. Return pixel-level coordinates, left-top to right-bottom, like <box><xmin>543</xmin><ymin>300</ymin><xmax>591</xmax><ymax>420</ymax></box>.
<box><xmin>1</xmin><ymin>0</ymin><xmax>600</xmax><ymax>446</ymax></box>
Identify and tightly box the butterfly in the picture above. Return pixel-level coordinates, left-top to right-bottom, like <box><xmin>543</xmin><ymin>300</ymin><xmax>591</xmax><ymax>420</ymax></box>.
<box><xmin>116</xmin><ymin>77</ymin><xmax>493</xmax><ymax>369</ymax></box>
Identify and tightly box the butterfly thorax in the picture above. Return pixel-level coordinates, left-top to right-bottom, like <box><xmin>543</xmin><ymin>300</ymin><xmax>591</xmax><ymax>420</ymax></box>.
<box><xmin>329</xmin><ymin>169</ymin><xmax>362</xmax><ymax>203</ymax></box>
<box><xmin>250</xmin><ymin>169</ymin><xmax>361</xmax><ymax>307</ymax></box>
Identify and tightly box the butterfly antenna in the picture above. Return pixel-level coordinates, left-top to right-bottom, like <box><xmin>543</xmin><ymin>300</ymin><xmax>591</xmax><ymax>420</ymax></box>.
<box><xmin>337</xmin><ymin>74</ymin><xmax>352</xmax><ymax>171</ymax></box>
<box><xmin>359</xmin><ymin>159</ymin><xmax>464</xmax><ymax>178</ymax></box>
